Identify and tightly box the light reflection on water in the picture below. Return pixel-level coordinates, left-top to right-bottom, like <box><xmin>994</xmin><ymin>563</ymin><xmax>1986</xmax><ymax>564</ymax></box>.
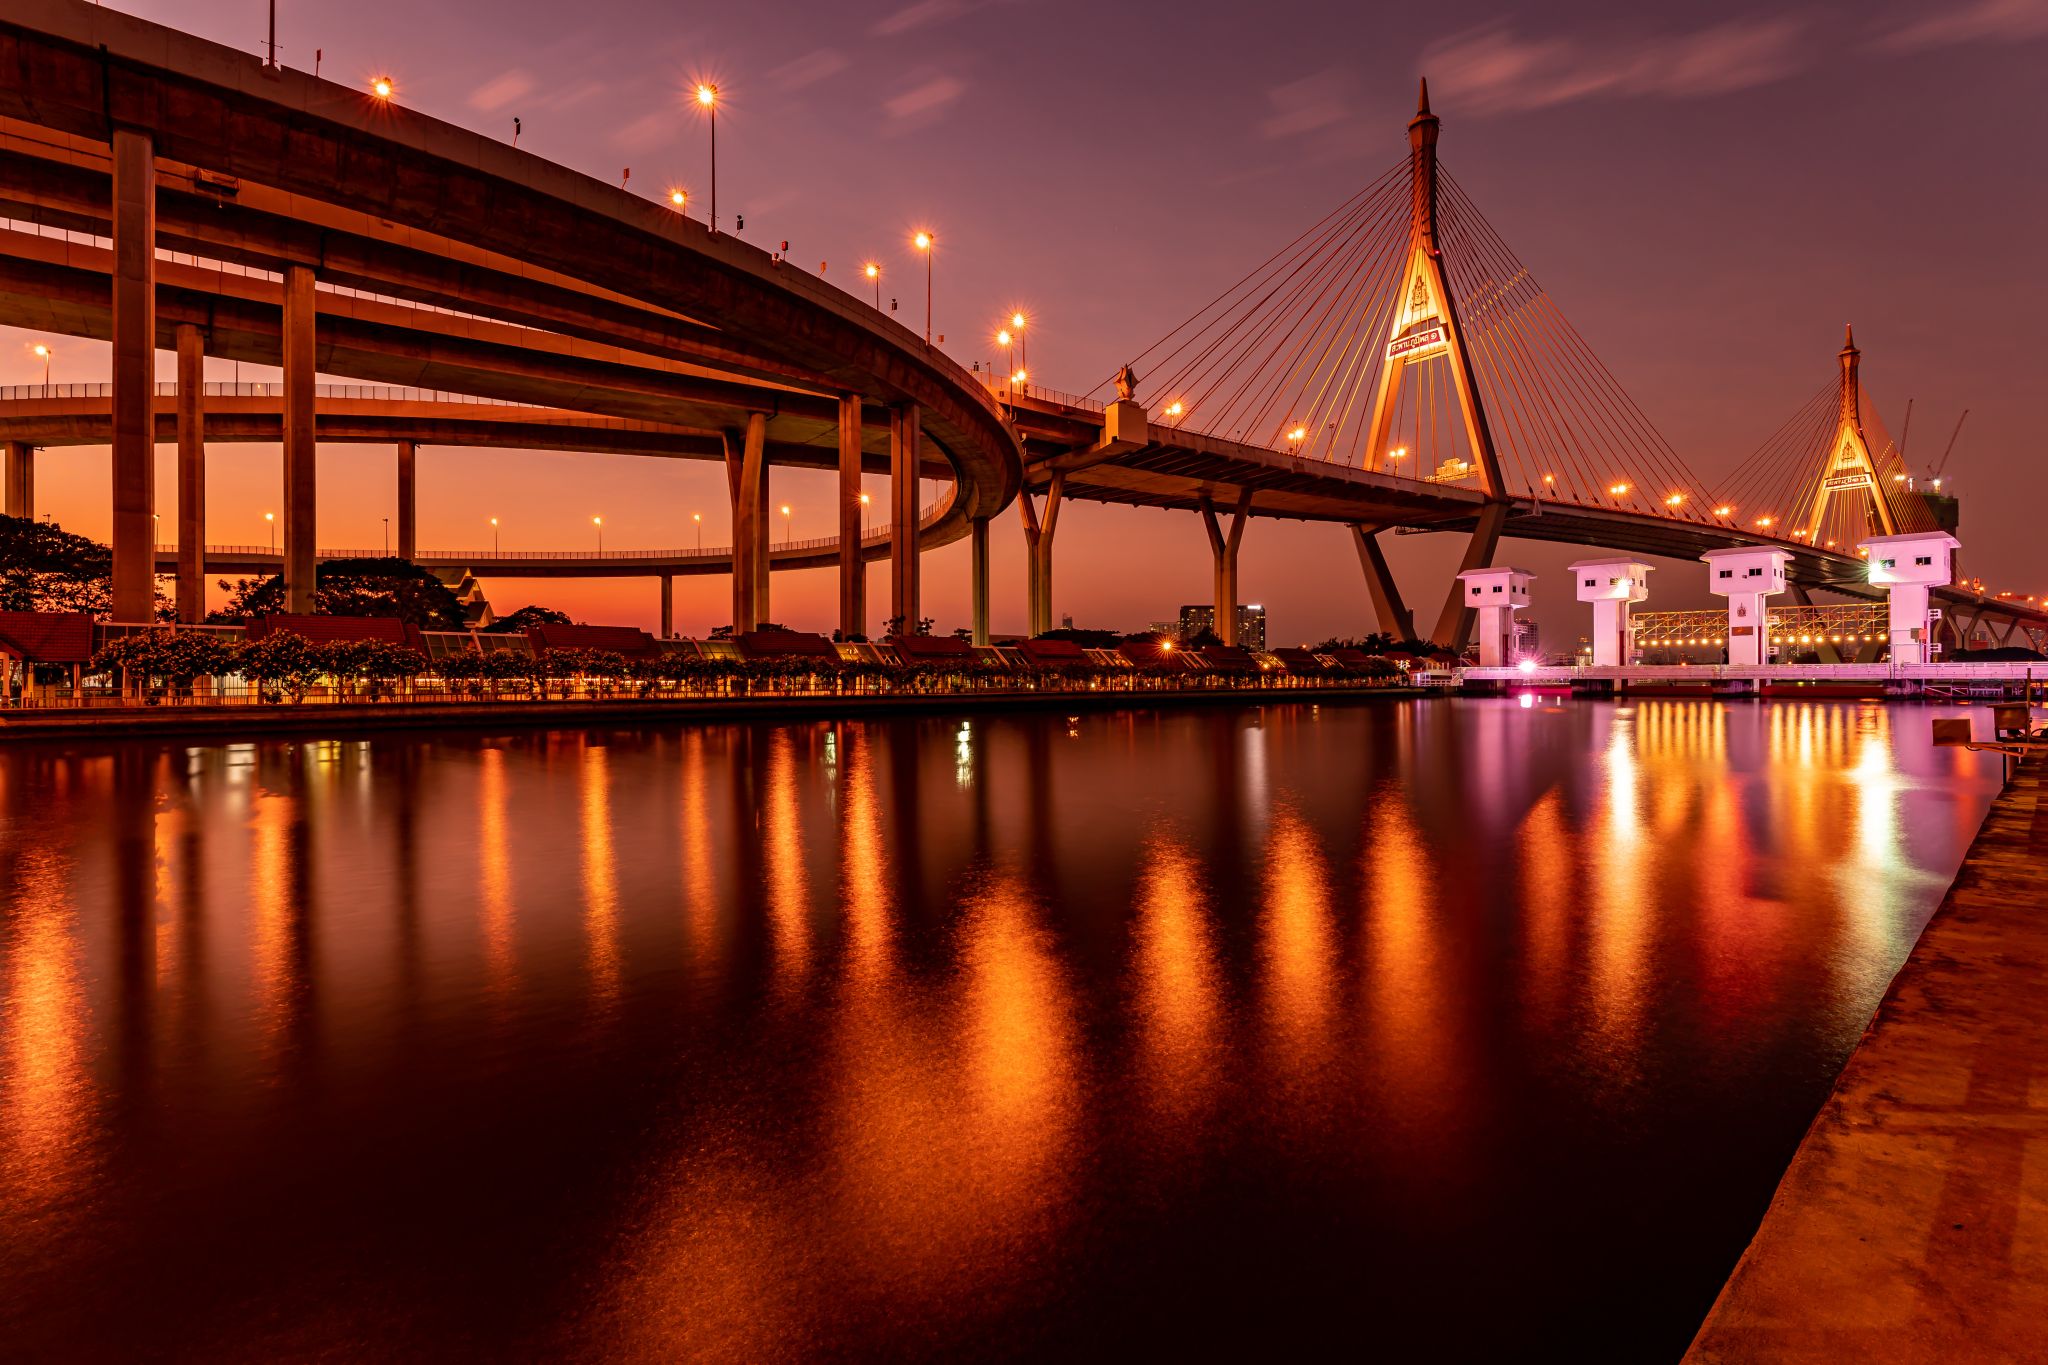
<box><xmin>0</xmin><ymin>698</ymin><xmax>2015</xmax><ymax>1360</ymax></box>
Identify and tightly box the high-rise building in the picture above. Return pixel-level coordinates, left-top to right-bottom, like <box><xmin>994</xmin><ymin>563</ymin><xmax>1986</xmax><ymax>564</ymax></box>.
<box><xmin>1177</xmin><ymin>603</ymin><xmax>1267</xmax><ymax>650</ymax></box>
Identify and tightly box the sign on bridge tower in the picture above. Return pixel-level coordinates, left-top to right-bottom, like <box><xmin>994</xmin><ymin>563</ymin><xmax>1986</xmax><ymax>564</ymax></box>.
<box><xmin>1361</xmin><ymin>81</ymin><xmax>1506</xmax><ymax>501</ymax></box>
<box><xmin>1800</xmin><ymin>325</ymin><xmax>1900</xmax><ymax>541</ymax></box>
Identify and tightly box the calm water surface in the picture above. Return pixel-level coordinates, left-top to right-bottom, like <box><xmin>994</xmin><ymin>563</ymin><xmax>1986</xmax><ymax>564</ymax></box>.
<box><xmin>0</xmin><ymin>698</ymin><xmax>2010</xmax><ymax>1360</ymax></box>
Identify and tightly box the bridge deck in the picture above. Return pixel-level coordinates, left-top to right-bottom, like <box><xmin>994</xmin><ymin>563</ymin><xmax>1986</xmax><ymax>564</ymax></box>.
<box><xmin>1686</xmin><ymin>742</ymin><xmax>2048</xmax><ymax>1362</ymax></box>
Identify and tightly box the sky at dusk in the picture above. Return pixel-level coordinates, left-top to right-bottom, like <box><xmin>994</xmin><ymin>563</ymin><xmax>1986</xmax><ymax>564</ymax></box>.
<box><xmin>5</xmin><ymin>0</ymin><xmax>2046</xmax><ymax>642</ymax></box>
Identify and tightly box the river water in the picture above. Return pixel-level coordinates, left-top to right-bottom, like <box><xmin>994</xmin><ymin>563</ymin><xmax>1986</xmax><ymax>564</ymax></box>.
<box><xmin>0</xmin><ymin>698</ymin><xmax>2010</xmax><ymax>1360</ymax></box>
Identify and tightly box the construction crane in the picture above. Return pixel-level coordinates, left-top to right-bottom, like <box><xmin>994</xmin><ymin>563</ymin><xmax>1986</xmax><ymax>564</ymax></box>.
<box><xmin>1923</xmin><ymin>409</ymin><xmax>1968</xmax><ymax>491</ymax></box>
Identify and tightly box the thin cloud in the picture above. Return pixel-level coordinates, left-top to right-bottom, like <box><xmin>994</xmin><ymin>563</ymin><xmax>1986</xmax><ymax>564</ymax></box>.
<box><xmin>1873</xmin><ymin>0</ymin><xmax>2048</xmax><ymax>51</ymax></box>
<box><xmin>1262</xmin><ymin>70</ymin><xmax>1350</xmax><ymax>138</ymax></box>
<box><xmin>1424</xmin><ymin>17</ymin><xmax>1808</xmax><ymax>114</ymax></box>
<box><xmin>883</xmin><ymin>74</ymin><xmax>965</xmax><ymax>122</ymax></box>
<box><xmin>770</xmin><ymin>49</ymin><xmax>850</xmax><ymax>92</ymax></box>
<box><xmin>872</xmin><ymin>0</ymin><xmax>969</xmax><ymax>37</ymax></box>
<box><xmin>469</xmin><ymin>69</ymin><xmax>535</xmax><ymax>113</ymax></box>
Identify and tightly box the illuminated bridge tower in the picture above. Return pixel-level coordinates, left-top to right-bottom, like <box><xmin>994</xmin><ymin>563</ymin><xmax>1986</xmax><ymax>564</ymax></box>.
<box><xmin>1360</xmin><ymin>81</ymin><xmax>1510</xmax><ymax>651</ymax></box>
<box><xmin>1800</xmin><ymin>326</ymin><xmax>1901</xmax><ymax>542</ymax></box>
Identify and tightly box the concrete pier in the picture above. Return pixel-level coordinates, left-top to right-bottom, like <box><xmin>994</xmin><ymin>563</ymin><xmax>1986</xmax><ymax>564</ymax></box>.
<box><xmin>1687</xmin><ymin>743</ymin><xmax>2048</xmax><ymax>1361</ymax></box>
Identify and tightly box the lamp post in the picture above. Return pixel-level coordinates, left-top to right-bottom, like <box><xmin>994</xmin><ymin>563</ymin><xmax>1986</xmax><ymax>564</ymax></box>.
<box><xmin>32</xmin><ymin>342</ymin><xmax>50</xmax><ymax>390</ymax></box>
<box><xmin>997</xmin><ymin>327</ymin><xmax>1012</xmax><ymax>385</ymax></box>
<box><xmin>669</xmin><ymin>188</ymin><xmax>688</xmax><ymax>217</ymax></box>
<box><xmin>490</xmin><ymin>517</ymin><xmax>499</xmax><ymax>554</ymax></box>
<box><xmin>264</xmin><ymin>511</ymin><xmax>275</xmax><ymax>553</ymax></box>
<box><xmin>382</xmin><ymin>517</ymin><xmax>389</xmax><ymax>555</ymax></box>
<box><xmin>696</xmin><ymin>83</ymin><xmax>718</xmax><ymax>233</ymax></box>
<box><xmin>913</xmin><ymin>230</ymin><xmax>933</xmax><ymax>343</ymax></box>
<box><xmin>860</xmin><ymin>491</ymin><xmax>871</xmax><ymax>538</ymax></box>
<box><xmin>693</xmin><ymin>510</ymin><xmax>702</xmax><ymax>553</ymax></box>
<box><xmin>781</xmin><ymin>503</ymin><xmax>792</xmax><ymax>544</ymax></box>
<box><xmin>593</xmin><ymin>515</ymin><xmax>603</xmax><ymax>554</ymax></box>
<box><xmin>1011</xmin><ymin>311</ymin><xmax>1027</xmax><ymax>375</ymax></box>
<box><xmin>864</xmin><ymin>262</ymin><xmax>880</xmax><ymax>309</ymax></box>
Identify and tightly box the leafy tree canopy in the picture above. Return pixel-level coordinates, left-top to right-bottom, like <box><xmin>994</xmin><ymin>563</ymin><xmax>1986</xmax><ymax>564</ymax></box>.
<box><xmin>482</xmin><ymin>604</ymin><xmax>573</xmax><ymax>633</ymax></box>
<box><xmin>0</xmin><ymin>513</ymin><xmax>115</xmax><ymax>615</ymax></box>
<box><xmin>208</xmin><ymin>557</ymin><xmax>468</xmax><ymax>629</ymax></box>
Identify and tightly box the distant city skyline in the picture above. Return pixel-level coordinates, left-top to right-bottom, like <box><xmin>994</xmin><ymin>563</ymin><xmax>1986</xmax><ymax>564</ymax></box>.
<box><xmin>5</xmin><ymin>0</ymin><xmax>2045</xmax><ymax>640</ymax></box>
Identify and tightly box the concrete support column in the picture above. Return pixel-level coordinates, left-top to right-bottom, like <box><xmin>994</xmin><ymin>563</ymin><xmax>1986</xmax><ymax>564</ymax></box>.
<box><xmin>396</xmin><ymin>440</ymin><xmax>417</xmax><ymax>561</ymax></box>
<box><xmin>660</xmin><ymin>573</ymin><xmax>674</xmax><ymax>639</ymax></box>
<box><xmin>889</xmin><ymin>403</ymin><xmax>921</xmax><ymax>634</ymax></box>
<box><xmin>3</xmin><ymin>441</ymin><xmax>31</xmax><ymax>519</ymax></box>
<box><xmin>836</xmin><ymin>394</ymin><xmax>865</xmax><ymax>639</ymax></box>
<box><xmin>175</xmin><ymin>324</ymin><xmax>206</xmax><ymax>623</ymax></box>
<box><xmin>1198</xmin><ymin>488</ymin><xmax>1254</xmax><ymax>646</ymax></box>
<box><xmin>110</xmin><ymin>127</ymin><xmax>157</xmax><ymax>622</ymax></box>
<box><xmin>970</xmin><ymin>516</ymin><xmax>991</xmax><ymax>646</ymax></box>
<box><xmin>730</xmin><ymin>413</ymin><xmax>766</xmax><ymax>632</ymax></box>
<box><xmin>1350</xmin><ymin>523</ymin><xmax>1416</xmax><ymax>641</ymax></box>
<box><xmin>1018</xmin><ymin>474</ymin><xmax>1064</xmax><ymax>637</ymax></box>
<box><xmin>754</xmin><ymin>419</ymin><xmax>772</xmax><ymax>626</ymax></box>
<box><xmin>1429</xmin><ymin>501</ymin><xmax>1509</xmax><ymax>650</ymax></box>
<box><xmin>281</xmin><ymin>262</ymin><xmax>318</xmax><ymax>613</ymax></box>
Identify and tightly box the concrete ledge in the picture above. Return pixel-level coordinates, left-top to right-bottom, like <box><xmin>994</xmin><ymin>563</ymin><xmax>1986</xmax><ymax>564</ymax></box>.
<box><xmin>0</xmin><ymin>686</ymin><xmax>1424</xmax><ymax>741</ymax></box>
<box><xmin>1686</xmin><ymin>748</ymin><xmax>2048</xmax><ymax>1362</ymax></box>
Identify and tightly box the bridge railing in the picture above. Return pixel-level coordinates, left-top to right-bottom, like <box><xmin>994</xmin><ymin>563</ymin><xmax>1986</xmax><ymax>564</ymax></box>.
<box><xmin>0</xmin><ymin>381</ymin><xmax>528</xmax><ymax>406</ymax></box>
<box><xmin>149</xmin><ymin>496</ymin><xmax>955</xmax><ymax>565</ymax></box>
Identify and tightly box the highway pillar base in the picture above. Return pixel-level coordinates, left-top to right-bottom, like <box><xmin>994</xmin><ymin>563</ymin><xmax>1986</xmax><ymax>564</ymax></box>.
<box><xmin>175</xmin><ymin>324</ymin><xmax>206</xmax><ymax>623</ymax></box>
<box><xmin>1199</xmin><ymin>488</ymin><xmax>1254</xmax><ymax>646</ymax></box>
<box><xmin>3</xmin><ymin>441</ymin><xmax>32</xmax><ymax>520</ymax></box>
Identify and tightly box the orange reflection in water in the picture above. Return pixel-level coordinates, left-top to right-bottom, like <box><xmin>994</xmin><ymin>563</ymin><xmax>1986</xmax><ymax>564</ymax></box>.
<box><xmin>679</xmin><ymin>731</ymin><xmax>719</xmax><ymax>967</ymax></box>
<box><xmin>247</xmin><ymin>790</ymin><xmax>299</xmax><ymax>1054</ymax></box>
<box><xmin>1128</xmin><ymin>829</ymin><xmax>1224</xmax><ymax>1138</ymax></box>
<box><xmin>1260</xmin><ymin>803</ymin><xmax>1338</xmax><ymax>1114</ymax></box>
<box><xmin>763</xmin><ymin>731</ymin><xmax>811</xmax><ymax>982</ymax></box>
<box><xmin>1360</xmin><ymin>785</ymin><xmax>1455</xmax><ymax>1123</ymax></box>
<box><xmin>0</xmin><ymin>844</ymin><xmax>94</xmax><ymax>1219</ymax></box>
<box><xmin>477</xmin><ymin>747</ymin><xmax>517</xmax><ymax>996</ymax></box>
<box><xmin>578</xmin><ymin>743</ymin><xmax>621</xmax><ymax>1004</ymax></box>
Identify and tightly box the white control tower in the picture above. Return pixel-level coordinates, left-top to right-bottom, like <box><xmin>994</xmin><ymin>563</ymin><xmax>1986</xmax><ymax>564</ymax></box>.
<box><xmin>1702</xmin><ymin>546</ymin><xmax>1793</xmax><ymax>665</ymax></box>
<box><xmin>1859</xmin><ymin>531</ymin><xmax>1961</xmax><ymax>664</ymax></box>
<box><xmin>1570</xmin><ymin>558</ymin><xmax>1652</xmax><ymax>666</ymax></box>
<box><xmin>1455</xmin><ymin>566</ymin><xmax>1534</xmax><ymax>667</ymax></box>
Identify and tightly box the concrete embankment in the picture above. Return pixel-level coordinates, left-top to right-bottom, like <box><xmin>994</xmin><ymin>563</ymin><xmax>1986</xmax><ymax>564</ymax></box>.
<box><xmin>1687</xmin><ymin>746</ymin><xmax>2048</xmax><ymax>1362</ymax></box>
<box><xmin>0</xmin><ymin>686</ymin><xmax>1423</xmax><ymax>741</ymax></box>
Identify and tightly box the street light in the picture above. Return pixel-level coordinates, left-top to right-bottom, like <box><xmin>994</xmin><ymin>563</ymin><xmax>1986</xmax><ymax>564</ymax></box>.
<box><xmin>593</xmin><ymin>514</ymin><xmax>603</xmax><ymax>554</ymax></box>
<box><xmin>695</xmin><ymin>82</ymin><xmax>718</xmax><ymax>233</ymax></box>
<box><xmin>859</xmin><ymin>490</ymin><xmax>871</xmax><ymax>538</ymax></box>
<box><xmin>490</xmin><ymin>517</ymin><xmax>499</xmax><ymax>554</ymax></box>
<box><xmin>864</xmin><ymin>261</ymin><xmax>881</xmax><ymax>309</ymax></box>
<box><xmin>370</xmin><ymin>75</ymin><xmax>394</xmax><ymax>100</ymax></box>
<box><xmin>669</xmin><ymin>187</ymin><xmax>688</xmax><ymax>216</ymax></box>
<box><xmin>693</xmin><ymin>510</ymin><xmax>702</xmax><ymax>554</ymax></box>
<box><xmin>996</xmin><ymin>327</ymin><xmax>1012</xmax><ymax>379</ymax></box>
<box><xmin>31</xmin><ymin>342</ymin><xmax>50</xmax><ymax>389</ymax></box>
<box><xmin>913</xmin><ymin>230</ymin><xmax>933</xmax><ymax>343</ymax></box>
<box><xmin>1010</xmin><ymin>311</ymin><xmax>1027</xmax><ymax>375</ymax></box>
<box><xmin>382</xmin><ymin>516</ymin><xmax>390</xmax><ymax>554</ymax></box>
<box><xmin>264</xmin><ymin>511</ymin><xmax>274</xmax><ymax>553</ymax></box>
<box><xmin>781</xmin><ymin>503</ymin><xmax>792</xmax><ymax>544</ymax></box>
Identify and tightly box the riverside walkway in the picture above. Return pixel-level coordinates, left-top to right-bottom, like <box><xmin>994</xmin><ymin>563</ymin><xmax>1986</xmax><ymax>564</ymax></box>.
<box><xmin>1687</xmin><ymin>741</ymin><xmax>2048</xmax><ymax>1361</ymax></box>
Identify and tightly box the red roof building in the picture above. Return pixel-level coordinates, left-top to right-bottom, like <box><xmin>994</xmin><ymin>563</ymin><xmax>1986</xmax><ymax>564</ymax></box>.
<box><xmin>1016</xmin><ymin>638</ymin><xmax>1090</xmax><ymax>668</ymax></box>
<box><xmin>0</xmin><ymin>611</ymin><xmax>95</xmax><ymax>664</ymax></box>
<box><xmin>890</xmin><ymin>635</ymin><xmax>977</xmax><ymax>663</ymax></box>
<box><xmin>735</xmin><ymin>629</ymin><xmax>840</xmax><ymax>660</ymax></box>
<box><xmin>525</xmin><ymin>622</ymin><xmax>664</xmax><ymax>659</ymax></box>
<box><xmin>247</xmin><ymin>614</ymin><xmax>428</xmax><ymax>650</ymax></box>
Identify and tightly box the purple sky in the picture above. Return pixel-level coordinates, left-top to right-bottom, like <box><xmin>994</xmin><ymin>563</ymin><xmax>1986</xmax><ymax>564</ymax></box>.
<box><xmin>7</xmin><ymin>0</ymin><xmax>2046</xmax><ymax>641</ymax></box>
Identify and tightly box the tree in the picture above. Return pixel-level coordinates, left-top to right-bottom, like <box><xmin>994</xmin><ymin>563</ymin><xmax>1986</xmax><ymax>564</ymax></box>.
<box><xmin>209</xmin><ymin>558</ymin><xmax>468</xmax><ymax>629</ymax></box>
<box><xmin>1181</xmin><ymin>625</ymin><xmax>1223</xmax><ymax>648</ymax></box>
<box><xmin>482</xmin><ymin>604</ymin><xmax>573</xmax><ymax>633</ymax></box>
<box><xmin>236</xmin><ymin>632</ymin><xmax>325</xmax><ymax>702</ymax></box>
<box><xmin>0</xmin><ymin>513</ymin><xmax>173</xmax><ymax>618</ymax></box>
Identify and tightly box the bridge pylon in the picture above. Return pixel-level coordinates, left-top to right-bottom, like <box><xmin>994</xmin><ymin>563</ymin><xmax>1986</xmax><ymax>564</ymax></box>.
<box><xmin>1799</xmin><ymin>325</ymin><xmax>1901</xmax><ymax>542</ymax></box>
<box><xmin>1359</xmin><ymin>80</ymin><xmax>1510</xmax><ymax>649</ymax></box>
